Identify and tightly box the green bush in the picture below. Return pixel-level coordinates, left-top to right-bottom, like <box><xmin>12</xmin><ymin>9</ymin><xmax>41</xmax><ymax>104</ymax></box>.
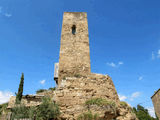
<box><xmin>74</xmin><ymin>74</ymin><xmax>81</xmax><ymax>78</ymax></box>
<box><xmin>0</xmin><ymin>103</ymin><xmax>8</xmax><ymax>115</ymax></box>
<box><xmin>34</xmin><ymin>97</ymin><xmax>60</xmax><ymax>120</ymax></box>
<box><xmin>11</xmin><ymin>104</ymin><xmax>30</xmax><ymax>120</ymax></box>
<box><xmin>85</xmin><ymin>98</ymin><xmax>116</xmax><ymax>107</ymax></box>
<box><xmin>77</xmin><ymin>111</ymin><xmax>99</xmax><ymax>120</ymax></box>
<box><xmin>11</xmin><ymin>97</ymin><xmax>60</xmax><ymax>120</ymax></box>
<box><xmin>120</xmin><ymin>101</ymin><xmax>129</xmax><ymax>108</ymax></box>
<box><xmin>49</xmin><ymin>87</ymin><xmax>56</xmax><ymax>91</ymax></box>
<box><xmin>36</xmin><ymin>89</ymin><xmax>47</xmax><ymax>94</ymax></box>
<box><xmin>133</xmin><ymin>105</ymin><xmax>158</xmax><ymax>120</ymax></box>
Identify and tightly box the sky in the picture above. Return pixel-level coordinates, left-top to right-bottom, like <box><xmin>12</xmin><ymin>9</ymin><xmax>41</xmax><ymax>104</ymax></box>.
<box><xmin>0</xmin><ymin>0</ymin><xmax>160</xmax><ymax>117</ymax></box>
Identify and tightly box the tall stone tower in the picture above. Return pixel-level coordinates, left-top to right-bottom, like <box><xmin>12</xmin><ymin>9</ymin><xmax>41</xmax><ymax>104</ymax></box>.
<box><xmin>58</xmin><ymin>12</ymin><xmax>91</xmax><ymax>84</ymax></box>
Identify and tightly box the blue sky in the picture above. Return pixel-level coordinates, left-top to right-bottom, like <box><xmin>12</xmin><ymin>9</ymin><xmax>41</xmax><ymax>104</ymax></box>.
<box><xmin>0</xmin><ymin>0</ymin><xmax>160</xmax><ymax>117</ymax></box>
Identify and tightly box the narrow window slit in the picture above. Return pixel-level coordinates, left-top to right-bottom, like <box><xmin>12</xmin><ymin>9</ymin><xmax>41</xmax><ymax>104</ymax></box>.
<box><xmin>72</xmin><ymin>25</ymin><xmax>76</xmax><ymax>35</ymax></box>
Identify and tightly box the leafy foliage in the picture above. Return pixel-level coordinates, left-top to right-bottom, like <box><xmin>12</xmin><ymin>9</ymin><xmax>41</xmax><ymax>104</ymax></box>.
<box><xmin>77</xmin><ymin>111</ymin><xmax>99</xmax><ymax>120</ymax></box>
<box><xmin>11</xmin><ymin>104</ymin><xmax>30</xmax><ymax>120</ymax></box>
<box><xmin>36</xmin><ymin>89</ymin><xmax>47</xmax><ymax>94</ymax></box>
<box><xmin>49</xmin><ymin>87</ymin><xmax>56</xmax><ymax>91</ymax></box>
<box><xmin>0</xmin><ymin>103</ymin><xmax>8</xmax><ymax>115</ymax></box>
<box><xmin>11</xmin><ymin>97</ymin><xmax>60</xmax><ymax>120</ymax></box>
<box><xmin>133</xmin><ymin>104</ymin><xmax>158</xmax><ymax>120</ymax></box>
<box><xmin>120</xmin><ymin>101</ymin><xmax>129</xmax><ymax>108</ymax></box>
<box><xmin>74</xmin><ymin>74</ymin><xmax>82</xmax><ymax>78</ymax></box>
<box><xmin>15</xmin><ymin>73</ymin><xmax>24</xmax><ymax>104</ymax></box>
<box><xmin>85</xmin><ymin>98</ymin><xmax>116</xmax><ymax>107</ymax></box>
<box><xmin>34</xmin><ymin>97</ymin><xmax>60</xmax><ymax>120</ymax></box>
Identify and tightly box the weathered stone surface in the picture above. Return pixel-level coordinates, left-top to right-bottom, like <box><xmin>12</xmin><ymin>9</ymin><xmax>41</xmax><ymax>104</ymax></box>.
<box><xmin>58</xmin><ymin>12</ymin><xmax>91</xmax><ymax>84</ymax></box>
<box><xmin>7</xmin><ymin>95</ymin><xmax>44</xmax><ymax>109</ymax></box>
<box><xmin>151</xmin><ymin>89</ymin><xmax>160</xmax><ymax>119</ymax></box>
<box><xmin>39</xmin><ymin>73</ymin><xmax>137</xmax><ymax>120</ymax></box>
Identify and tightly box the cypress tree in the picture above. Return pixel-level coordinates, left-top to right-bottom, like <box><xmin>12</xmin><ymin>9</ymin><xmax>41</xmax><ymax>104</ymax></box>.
<box><xmin>15</xmin><ymin>73</ymin><xmax>24</xmax><ymax>104</ymax></box>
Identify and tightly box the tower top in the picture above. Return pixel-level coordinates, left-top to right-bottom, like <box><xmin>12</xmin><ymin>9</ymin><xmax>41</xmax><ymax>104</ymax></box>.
<box><xmin>57</xmin><ymin>12</ymin><xmax>91</xmax><ymax>84</ymax></box>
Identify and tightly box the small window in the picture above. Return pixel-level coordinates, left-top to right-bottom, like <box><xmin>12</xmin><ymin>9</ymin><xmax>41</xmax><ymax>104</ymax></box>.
<box><xmin>72</xmin><ymin>25</ymin><xmax>76</xmax><ymax>35</ymax></box>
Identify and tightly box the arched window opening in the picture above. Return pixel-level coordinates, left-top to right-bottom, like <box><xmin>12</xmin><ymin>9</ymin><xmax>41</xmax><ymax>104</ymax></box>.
<box><xmin>72</xmin><ymin>25</ymin><xmax>76</xmax><ymax>35</ymax></box>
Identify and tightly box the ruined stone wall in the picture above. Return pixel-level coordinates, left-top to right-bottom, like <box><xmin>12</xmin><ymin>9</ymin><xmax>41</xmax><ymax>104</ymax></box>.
<box><xmin>55</xmin><ymin>74</ymin><xmax>119</xmax><ymax>119</ymax></box>
<box><xmin>36</xmin><ymin>73</ymin><xmax>137</xmax><ymax>120</ymax></box>
<box><xmin>151</xmin><ymin>89</ymin><xmax>160</xmax><ymax>119</ymax></box>
<box><xmin>58</xmin><ymin>12</ymin><xmax>91</xmax><ymax>84</ymax></box>
<box><xmin>7</xmin><ymin>95</ymin><xmax>43</xmax><ymax>109</ymax></box>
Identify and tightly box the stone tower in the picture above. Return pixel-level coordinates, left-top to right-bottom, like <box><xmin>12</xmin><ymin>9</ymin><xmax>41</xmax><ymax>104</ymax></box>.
<box><xmin>58</xmin><ymin>12</ymin><xmax>91</xmax><ymax>84</ymax></box>
<box><xmin>6</xmin><ymin>12</ymin><xmax>138</xmax><ymax>120</ymax></box>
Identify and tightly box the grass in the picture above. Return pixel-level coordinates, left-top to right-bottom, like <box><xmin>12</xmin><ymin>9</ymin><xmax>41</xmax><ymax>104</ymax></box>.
<box><xmin>119</xmin><ymin>101</ymin><xmax>129</xmax><ymax>108</ymax></box>
<box><xmin>0</xmin><ymin>103</ymin><xmax>8</xmax><ymax>115</ymax></box>
<box><xmin>85</xmin><ymin>98</ymin><xmax>116</xmax><ymax>108</ymax></box>
<box><xmin>49</xmin><ymin>87</ymin><xmax>56</xmax><ymax>91</ymax></box>
<box><xmin>77</xmin><ymin>111</ymin><xmax>99</xmax><ymax>120</ymax></box>
<box><xmin>74</xmin><ymin>74</ymin><xmax>82</xmax><ymax>78</ymax></box>
<box><xmin>36</xmin><ymin>89</ymin><xmax>47</xmax><ymax>94</ymax></box>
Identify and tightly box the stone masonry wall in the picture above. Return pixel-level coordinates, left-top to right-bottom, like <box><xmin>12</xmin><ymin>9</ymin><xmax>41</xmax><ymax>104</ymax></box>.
<box><xmin>38</xmin><ymin>73</ymin><xmax>137</xmax><ymax>120</ymax></box>
<box><xmin>151</xmin><ymin>89</ymin><xmax>160</xmax><ymax>119</ymax></box>
<box><xmin>7</xmin><ymin>95</ymin><xmax>43</xmax><ymax>109</ymax></box>
<box><xmin>58</xmin><ymin>12</ymin><xmax>91</xmax><ymax>84</ymax></box>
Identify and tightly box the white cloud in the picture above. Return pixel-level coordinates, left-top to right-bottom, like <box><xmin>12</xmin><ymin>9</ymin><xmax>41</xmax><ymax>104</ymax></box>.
<box><xmin>107</xmin><ymin>61</ymin><xmax>123</xmax><ymax>68</ymax></box>
<box><xmin>107</xmin><ymin>62</ymin><xmax>116</xmax><ymax>67</ymax></box>
<box><xmin>152</xmin><ymin>50</ymin><xmax>160</xmax><ymax>60</ymax></box>
<box><xmin>118</xmin><ymin>94</ymin><xmax>127</xmax><ymax>101</ymax></box>
<box><xmin>118</xmin><ymin>61</ymin><xmax>123</xmax><ymax>65</ymax></box>
<box><xmin>152</xmin><ymin>52</ymin><xmax>155</xmax><ymax>60</ymax></box>
<box><xmin>40</xmin><ymin>80</ymin><xmax>46</xmax><ymax>85</ymax></box>
<box><xmin>147</xmin><ymin>107</ymin><xmax>156</xmax><ymax>118</ymax></box>
<box><xmin>138</xmin><ymin>76</ymin><xmax>143</xmax><ymax>80</ymax></box>
<box><xmin>0</xmin><ymin>7</ymin><xmax>12</xmax><ymax>18</ymax></box>
<box><xmin>0</xmin><ymin>91</ymin><xmax>13</xmax><ymax>104</ymax></box>
<box><xmin>4</xmin><ymin>13</ymin><xmax>12</xmax><ymax>17</ymax></box>
<box><xmin>130</xmin><ymin>92</ymin><xmax>141</xmax><ymax>101</ymax></box>
<box><xmin>157</xmin><ymin>49</ymin><xmax>160</xmax><ymax>58</ymax></box>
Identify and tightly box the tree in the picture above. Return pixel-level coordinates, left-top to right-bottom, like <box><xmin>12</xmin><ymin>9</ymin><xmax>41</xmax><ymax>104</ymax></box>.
<box><xmin>133</xmin><ymin>104</ymin><xmax>157</xmax><ymax>120</ymax></box>
<box><xmin>15</xmin><ymin>73</ymin><xmax>24</xmax><ymax>104</ymax></box>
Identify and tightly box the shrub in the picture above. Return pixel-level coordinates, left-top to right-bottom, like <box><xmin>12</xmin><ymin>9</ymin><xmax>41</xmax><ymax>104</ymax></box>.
<box><xmin>49</xmin><ymin>87</ymin><xmax>56</xmax><ymax>91</ymax></box>
<box><xmin>77</xmin><ymin>111</ymin><xmax>99</xmax><ymax>120</ymax></box>
<box><xmin>74</xmin><ymin>74</ymin><xmax>81</xmax><ymax>78</ymax></box>
<box><xmin>35</xmin><ymin>97</ymin><xmax>60</xmax><ymax>120</ymax></box>
<box><xmin>11</xmin><ymin>104</ymin><xmax>30</xmax><ymax>120</ymax></box>
<box><xmin>0</xmin><ymin>103</ymin><xmax>8</xmax><ymax>115</ymax></box>
<box><xmin>85</xmin><ymin>98</ymin><xmax>116</xmax><ymax>108</ymax></box>
<box><xmin>36</xmin><ymin>89</ymin><xmax>47</xmax><ymax>94</ymax></box>
<box><xmin>120</xmin><ymin>101</ymin><xmax>129</xmax><ymax>108</ymax></box>
<box><xmin>11</xmin><ymin>97</ymin><xmax>60</xmax><ymax>120</ymax></box>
